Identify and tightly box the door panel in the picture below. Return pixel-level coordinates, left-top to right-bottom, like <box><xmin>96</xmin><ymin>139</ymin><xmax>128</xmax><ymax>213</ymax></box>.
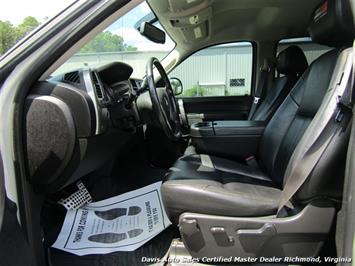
<box><xmin>179</xmin><ymin>95</ymin><xmax>252</xmax><ymax>125</ymax></box>
<box><xmin>0</xmin><ymin>153</ymin><xmax>35</xmax><ymax>266</ymax></box>
<box><xmin>0</xmin><ymin>152</ymin><xmax>3</xmax><ymax>229</ymax></box>
<box><xmin>0</xmin><ymin>199</ymin><xmax>35</xmax><ymax>266</ymax></box>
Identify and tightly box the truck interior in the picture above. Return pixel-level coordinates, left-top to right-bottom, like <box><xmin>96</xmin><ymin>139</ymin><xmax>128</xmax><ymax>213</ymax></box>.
<box><xmin>1</xmin><ymin>0</ymin><xmax>354</xmax><ymax>265</ymax></box>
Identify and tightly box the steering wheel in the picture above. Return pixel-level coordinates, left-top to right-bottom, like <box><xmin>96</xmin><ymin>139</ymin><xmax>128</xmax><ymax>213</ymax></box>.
<box><xmin>146</xmin><ymin>57</ymin><xmax>182</xmax><ymax>140</ymax></box>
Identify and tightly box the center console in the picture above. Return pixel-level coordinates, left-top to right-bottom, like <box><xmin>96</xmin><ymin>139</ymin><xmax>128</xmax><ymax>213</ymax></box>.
<box><xmin>190</xmin><ymin>120</ymin><xmax>266</xmax><ymax>160</ymax></box>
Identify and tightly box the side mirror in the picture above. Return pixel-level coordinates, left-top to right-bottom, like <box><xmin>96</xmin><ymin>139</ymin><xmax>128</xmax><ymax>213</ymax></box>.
<box><xmin>170</xmin><ymin>77</ymin><xmax>183</xmax><ymax>96</ymax></box>
<box><xmin>139</xmin><ymin>22</ymin><xmax>166</xmax><ymax>44</ymax></box>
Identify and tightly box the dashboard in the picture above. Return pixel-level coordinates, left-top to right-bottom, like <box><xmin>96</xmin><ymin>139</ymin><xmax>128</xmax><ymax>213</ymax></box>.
<box><xmin>51</xmin><ymin>61</ymin><xmax>144</xmax><ymax>134</ymax></box>
<box><xmin>24</xmin><ymin>61</ymin><xmax>146</xmax><ymax>193</ymax></box>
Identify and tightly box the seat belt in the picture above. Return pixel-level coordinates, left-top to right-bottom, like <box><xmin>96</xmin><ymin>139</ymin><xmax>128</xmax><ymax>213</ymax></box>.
<box><xmin>277</xmin><ymin>48</ymin><xmax>354</xmax><ymax>216</ymax></box>
<box><xmin>248</xmin><ymin>58</ymin><xmax>270</xmax><ymax>120</ymax></box>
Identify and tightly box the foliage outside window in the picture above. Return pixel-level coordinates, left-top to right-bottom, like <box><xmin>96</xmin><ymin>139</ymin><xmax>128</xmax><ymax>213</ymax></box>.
<box><xmin>52</xmin><ymin>2</ymin><xmax>175</xmax><ymax>78</ymax></box>
<box><xmin>80</xmin><ymin>31</ymin><xmax>138</xmax><ymax>54</ymax></box>
<box><xmin>0</xmin><ymin>16</ymin><xmax>40</xmax><ymax>55</ymax></box>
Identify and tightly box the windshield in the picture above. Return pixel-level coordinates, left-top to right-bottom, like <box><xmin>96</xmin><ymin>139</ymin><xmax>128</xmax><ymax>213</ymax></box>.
<box><xmin>53</xmin><ymin>2</ymin><xmax>175</xmax><ymax>78</ymax></box>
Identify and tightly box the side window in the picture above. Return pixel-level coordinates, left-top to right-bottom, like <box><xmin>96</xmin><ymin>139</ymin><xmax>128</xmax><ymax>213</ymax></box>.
<box><xmin>170</xmin><ymin>42</ymin><xmax>253</xmax><ymax>97</ymax></box>
<box><xmin>277</xmin><ymin>38</ymin><xmax>331</xmax><ymax>67</ymax></box>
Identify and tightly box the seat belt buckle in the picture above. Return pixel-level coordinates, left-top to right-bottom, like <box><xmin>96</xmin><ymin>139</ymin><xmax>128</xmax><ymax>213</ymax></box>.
<box><xmin>253</xmin><ymin>97</ymin><xmax>260</xmax><ymax>104</ymax></box>
<box><xmin>245</xmin><ymin>155</ymin><xmax>258</xmax><ymax>168</ymax></box>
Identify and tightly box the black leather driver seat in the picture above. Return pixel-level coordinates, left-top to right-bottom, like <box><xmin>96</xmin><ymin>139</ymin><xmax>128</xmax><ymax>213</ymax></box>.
<box><xmin>250</xmin><ymin>45</ymin><xmax>308</xmax><ymax>121</ymax></box>
<box><xmin>162</xmin><ymin>0</ymin><xmax>354</xmax><ymax>221</ymax></box>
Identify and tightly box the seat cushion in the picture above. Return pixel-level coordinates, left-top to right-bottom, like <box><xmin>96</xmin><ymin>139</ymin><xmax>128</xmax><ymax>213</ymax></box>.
<box><xmin>162</xmin><ymin>154</ymin><xmax>282</xmax><ymax>220</ymax></box>
<box><xmin>162</xmin><ymin>178</ymin><xmax>282</xmax><ymax>221</ymax></box>
<box><xmin>167</xmin><ymin>154</ymin><xmax>271</xmax><ymax>182</ymax></box>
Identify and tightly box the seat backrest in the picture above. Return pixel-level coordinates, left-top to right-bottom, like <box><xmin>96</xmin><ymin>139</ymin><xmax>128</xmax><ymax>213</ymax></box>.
<box><xmin>252</xmin><ymin>46</ymin><xmax>308</xmax><ymax>121</ymax></box>
<box><xmin>258</xmin><ymin>48</ymin><xmax>341</xmax><ymax>184</ymax></box>
<box><xmin>258</xmin><ymin>0</ymin><xmax>354</xmax><ymax>202</ymax></box>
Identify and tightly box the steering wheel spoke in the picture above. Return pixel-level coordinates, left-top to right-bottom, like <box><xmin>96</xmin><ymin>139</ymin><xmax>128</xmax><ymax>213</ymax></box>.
<box><xmin>146</xmin><ymin>57</ymin><xmax>182</xmax><ymax>140</ymax></box>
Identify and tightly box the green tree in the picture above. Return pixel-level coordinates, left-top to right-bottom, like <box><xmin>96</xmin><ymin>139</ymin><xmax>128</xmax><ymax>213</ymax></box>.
<box><xmin>182</xmin><ymin>85</ymin><xmax>209</xmax><ymax>97</ymax></box>
<box><xmin>0</xmin><ymin>20</ymin><xmax>17</xmax><ymax>54</ymax></box>
<box><xmin>0</xmin><ymin>16</ymin><xmax>40</xmax><ymax>55</ymax></box>
<box><xmin>17</xmin><ymin>16</ymin><xmax>40</xmax><ymax>38</ymax></box>
<box><xmin>126</xmin><ymin>45</ymin><xmax>138</xmax><ymax>51</ymax></box>
<box><xmin>80</xmin><ymin>31</ymin><xmax>137</xmax><ymax>53</ymax></box>
<box><xmin>0</xmin><ymin>17</ymin><xmax>136</xmax><ymax>55</ymax></box>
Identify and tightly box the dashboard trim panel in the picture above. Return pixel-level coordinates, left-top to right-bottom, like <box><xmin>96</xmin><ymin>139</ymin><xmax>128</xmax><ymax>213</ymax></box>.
<box><xmin>83</xmin><ymin>69</ymin><xmax>105</xmax><ymax>135</ymax></box>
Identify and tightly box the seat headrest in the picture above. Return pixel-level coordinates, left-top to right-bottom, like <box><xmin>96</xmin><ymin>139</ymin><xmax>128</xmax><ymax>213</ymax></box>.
<box><xmin>308</xmin><ymin>0</ymin><xmax>354</xmax><ymax>47</ymax></box>
<box><xmin>276</xmin><ymin>46</ymin><xmax>308</xmax><ymax>76</ymax></box>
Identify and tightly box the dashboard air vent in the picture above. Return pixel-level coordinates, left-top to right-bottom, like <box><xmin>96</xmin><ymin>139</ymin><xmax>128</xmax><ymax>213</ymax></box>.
<box><xmin>63</xmin><ymin>71</ymin><xmax>80</xmax><ymax>84</ymax></box>
<box><xmin>92</xmin><ymin>72</ymin><xmax>103</xmax><ymax>99</ymax></box>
